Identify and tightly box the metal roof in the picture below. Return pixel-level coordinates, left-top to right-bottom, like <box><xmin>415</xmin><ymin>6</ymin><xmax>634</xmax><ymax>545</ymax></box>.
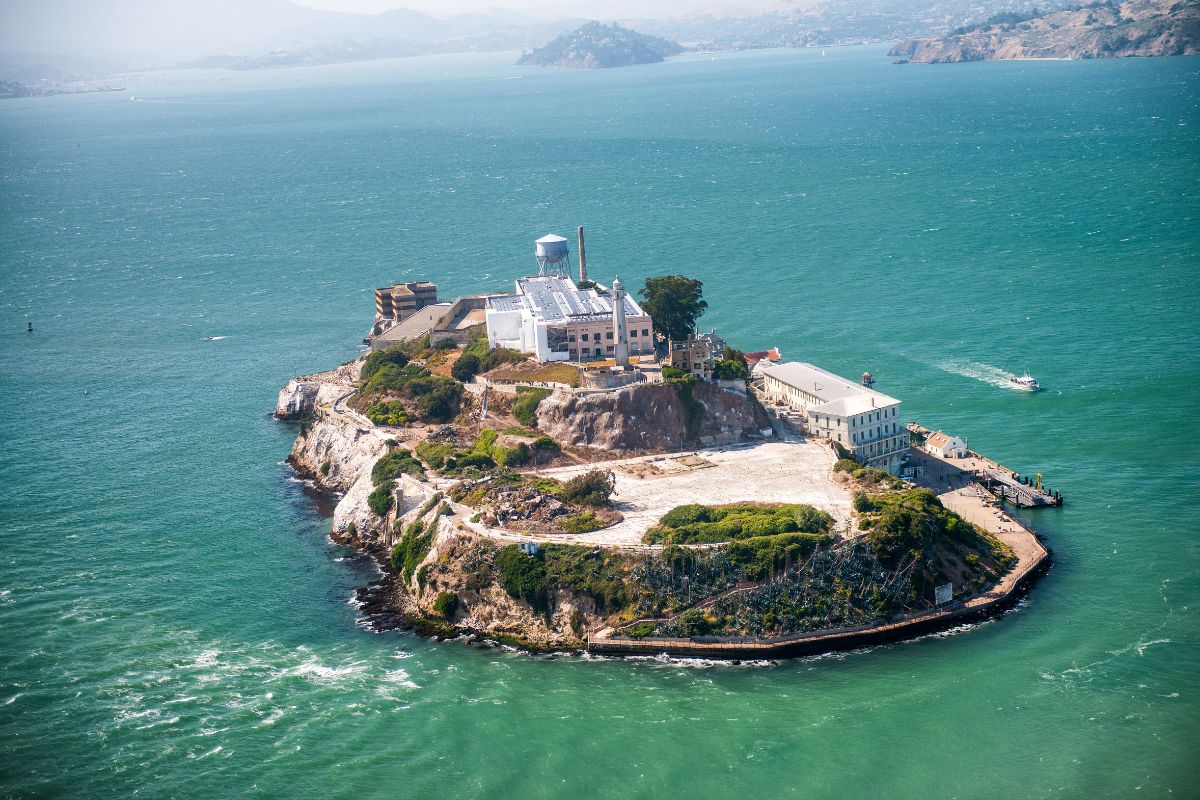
<box><xmin>760</xmin><ymin>361</ymin><xmax>900</xmax><ymax>416</ymax></box>
<box><xmin>513</xmin><ymin>275</ymin><xmax>646</xmax><ymax>324</ymax></box>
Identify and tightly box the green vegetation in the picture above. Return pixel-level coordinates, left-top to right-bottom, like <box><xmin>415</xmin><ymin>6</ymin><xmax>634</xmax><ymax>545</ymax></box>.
<box><xmin>560</xmin><ymin>512</ymin><xmax>604</xmax><ymax>533</ymax></box>
<box><xmin>647</xmin><ymin>503</ymin><xmax>834</xmax><ymax>545</ymax></box>
<box><xmin>433</xmin><ymin>591</ymin><xmax>459</xmax><ymax>619</ymax></box>
<box><xmin>414</xmin><ymin>440</ymin><xmax>455</xmax><ymax>469</ymax></box>
<box><xmin>623</xmin><ymin>621</ymin><xmax>658</xmax><ymax>639</ymax></box>
<box><xmin>517</xmin><ymin>21</ymin><xmax>683</xmax><ymax>68</ymax></box>
<box><xmin>368</xmin><ymin>482</ymin><xmax>395</xmax><ymax>516</ymax></box>
<box><xmin>495</xmin><ymin>545</ymin><xmax>550</xmax><ymax>612</ymax></box>
<box><xmin>833</xmin><ymin>458</ymin><xmax>861</xmax><ymax>473</ymax></box>
<box><xmin>639</xmin><ymin>275</ymin><xmax>707</xmax><ymax>342</ymax></box>
<box><xmin>661</xmin><ymin>369</ymin><xmax>704</xmax><ymax>441</ymax></box>
<box><xmin>859</xmin><ymin>488</ymin><xmax>984</xmax><ymax>562</ymax></box>
<box><xmin>711</xmin><ymin>351</ymin><xmax>749</xmax><ymax>380</ymax></box>
<box><xmin>460</xmin><ymin>331</ymin><xmax>525</xmax><ymax>378</ymax></box>
<box><xmin>450</xmin><ymin>352</ymin><xmax>480</xmax><ymax>382</ymax></box>
<box><xmin>502</xmin><ymin>425</ymin><xmax>539</xmax><ymax>437</ymax></box>
<box><xmin>358</xmin><ymin>353</ymin><xmax>464</xmax><ymax>425</ymax></box>
<box><xmin>372</xmin><ymin>449</ymin><xmax>425</xmax><ymax>483</ymax></box>
<box><xmin>495</xmin><ymin>543</ymin><xmax>634</xmax><ymax>615</ymax></box>
<box><xmin>390</xmin><ymin>518</ymin><xmax>436</xmax><ymax>582</ymax></box>
<box><xmin>361</xmin><ymin>345</ymin><xmax>410</xmax><ymax>382</ymax></box>
<box><xmin>493</xmin><ymin>442</ymin><xmax>531</xmax><ymax>468</ymax></box>
<box><xmin>319</xmin><ymin>459</ymin><xmax>331</xmax><ymax>476</ymax></box>
<box><xmin>724</xmin><ymin>533</ymin><xmax>828</xmax><ymax>580</ymax></box>
<box><xmin>365</xmin><ymin>399</ymin><xmax>411</xmax><ymax>426</ymax></box>
<box><xmin>512</xmin><ymin>386</ymin><xmax>553</xmax><ymax>427</ymax></box>
<box><xmin>559</xmin><ymin>469</ymin><xmax>617</xmax><ymax>507</ymax></box>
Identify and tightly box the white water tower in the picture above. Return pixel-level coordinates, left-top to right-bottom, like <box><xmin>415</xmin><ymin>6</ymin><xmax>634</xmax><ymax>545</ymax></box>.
<box><xmin>534</xmin><ymin>234</ymin><xmax>569</xmax><ymax>276</ymax></box>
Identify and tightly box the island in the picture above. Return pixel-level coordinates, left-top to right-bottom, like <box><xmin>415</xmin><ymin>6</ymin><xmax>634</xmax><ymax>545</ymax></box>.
<box><xmin>276</xmin><ymin>231</ymin><xmax>1052</xmax><ymax>658</ymax></box>
<box><xmin>891</xmin><ymin>0</ymin><xmax>1199</xmax><ymax>63</ymax></box>
<box><xmin>518</xmin><ymin>21</ymin><xmax>684</xmax><ymax>69</ymax></box>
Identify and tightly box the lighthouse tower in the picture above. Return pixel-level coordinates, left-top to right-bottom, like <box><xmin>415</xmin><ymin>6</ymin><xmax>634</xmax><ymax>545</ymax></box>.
<box><xmin>611</xmin><ymin>276</ymin><xmax>630</xmax><ymax>367</ymax></box>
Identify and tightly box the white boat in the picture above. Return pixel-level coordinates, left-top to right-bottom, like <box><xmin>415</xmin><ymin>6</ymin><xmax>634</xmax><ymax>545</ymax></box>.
<box><xmin>1010</xmin><ymin>373</ymin><xmax>1040</xmax><ymax>392</ymax></box>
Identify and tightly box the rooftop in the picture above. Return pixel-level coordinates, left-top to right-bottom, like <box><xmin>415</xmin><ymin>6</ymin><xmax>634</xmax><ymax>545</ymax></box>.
<box><xmin>760</xmin><ymin>361</ymin><xmax>900</xmax><ymax>416</ymax></box>
<box><xmin>487</xmin><ymin>275</ymin><xmax>645</xmax><ymax>324</ymax></box>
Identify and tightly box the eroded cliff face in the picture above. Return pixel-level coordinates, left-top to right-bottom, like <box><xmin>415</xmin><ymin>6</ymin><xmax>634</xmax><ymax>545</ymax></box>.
<box><xmin>535</xmin><ymin>381</ymin><xmax>770</xmax><ymax>451</ymax></box>
<box><xmin>275</xmin><ymin>361</ymin><xmax>361</xmax><ymax>420</ymax></box>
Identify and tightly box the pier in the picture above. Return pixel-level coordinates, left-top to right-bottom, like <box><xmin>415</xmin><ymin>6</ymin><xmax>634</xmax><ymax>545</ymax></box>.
<box><xmin>906</xmin><ymin>423</ymin><xmax>1063</xmax><ymax>507</ymax></box>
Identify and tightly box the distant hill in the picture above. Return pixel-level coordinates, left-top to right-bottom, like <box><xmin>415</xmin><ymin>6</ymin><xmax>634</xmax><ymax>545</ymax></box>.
<box><xmin>518</xmin><ymin>21</ymin><xmax>684</xmax><ymax>68</ymax></box>
<box><xmin>890</xmin><ymin>0</ymin><xmax>1200</xmax><ymax>62</ymax></box>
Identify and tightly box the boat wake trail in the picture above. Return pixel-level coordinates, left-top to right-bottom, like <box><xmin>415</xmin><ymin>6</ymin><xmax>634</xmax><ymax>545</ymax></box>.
<box><xmin>935</xmin><ymin>360</ymin><xmax>1018</xmax><ymax>390</ymax></box>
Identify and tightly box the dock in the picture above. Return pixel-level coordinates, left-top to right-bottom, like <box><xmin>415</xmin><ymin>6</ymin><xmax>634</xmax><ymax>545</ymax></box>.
<box><xmin>906</xmin><ymin>422</ymin><xmax>1063</xmax><ymax>507</ymax></box>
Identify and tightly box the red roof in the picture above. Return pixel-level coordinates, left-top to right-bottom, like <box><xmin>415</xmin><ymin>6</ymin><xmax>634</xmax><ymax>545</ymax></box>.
<box><xmin>744</xmin><ymin>348</ymin><xmax>782</xmax><ymax>365</ymax></box>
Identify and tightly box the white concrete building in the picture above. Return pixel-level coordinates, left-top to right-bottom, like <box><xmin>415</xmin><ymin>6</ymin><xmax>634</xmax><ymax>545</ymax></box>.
<box><xmin>759</xmin><ymin>361</ymin><xmax>909</xmax><ymax>473</ymax></box>
<box><xmin>485</xmin><ymin>274</ymin><xmax>654</xmax><ymax>363</ymax></box>
<box><xmin>925</xmin><ymin>432</ymin><xmax>968</xmax><ymax>459</ymax></box>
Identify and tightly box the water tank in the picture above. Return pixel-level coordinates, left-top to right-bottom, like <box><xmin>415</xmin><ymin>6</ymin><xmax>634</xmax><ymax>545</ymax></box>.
<box><xmin>535</xmin><ymin>234</ymin><xmax>569</xmax><ymax>263</ymax></box>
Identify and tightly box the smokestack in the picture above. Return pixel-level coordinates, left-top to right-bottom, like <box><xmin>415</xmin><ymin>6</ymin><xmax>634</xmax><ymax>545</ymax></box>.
<box><xmin>577</xmin><ymin>226</ymin><xmax>588</xmax><ymax>284</ymax></box>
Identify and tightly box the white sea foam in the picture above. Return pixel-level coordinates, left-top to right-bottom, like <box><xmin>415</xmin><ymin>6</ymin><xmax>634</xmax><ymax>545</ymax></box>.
<box><xmin>934</xmin><ymin>360</ymin><xmax>1021</xmax><ymax>390</ymax></box>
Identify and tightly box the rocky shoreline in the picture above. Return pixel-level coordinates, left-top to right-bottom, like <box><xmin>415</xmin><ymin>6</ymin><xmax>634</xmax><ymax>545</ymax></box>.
<box><xmin>277</xmin><ymin>355</ymin><xmax>1048</xmax><ymax>660</ymax></box>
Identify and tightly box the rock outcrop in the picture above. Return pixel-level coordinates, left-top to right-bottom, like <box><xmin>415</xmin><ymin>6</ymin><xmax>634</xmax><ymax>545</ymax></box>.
<box><xmin>275</xmin><ymin>361</ymin><xmax>361</xmax><ymax>420</ymax></box>
<box><xmin>891</xmin><ymin>0</ymin><xmax>1198</xmax><ymax>63</ymax></box>
<box><xmin>535</xmin><ymin>381</ymin><xmax>770</xmax><ymax>451</ymax></box>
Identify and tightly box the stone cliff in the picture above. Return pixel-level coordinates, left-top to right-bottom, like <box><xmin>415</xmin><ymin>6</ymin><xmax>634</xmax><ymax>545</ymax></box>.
<box><xmin>275</xmin><ymin>361</ymin><xmax>361</xmax><ymax>420</ymax></box>
<box><xmin>534</xmin><ymin>381</ymin><xmax>771</xmax><ymax>451</ymax></box>
<box><xmin>891</xmin><ymin>0</ymin><xmax>1198</xmax><ymax>63</ymax></box>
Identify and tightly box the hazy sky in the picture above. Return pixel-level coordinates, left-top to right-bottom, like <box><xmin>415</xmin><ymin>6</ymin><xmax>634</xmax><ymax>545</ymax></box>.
<box><xmin>290</xmin><ymin>0</ymin><xmax>771</xmax><ymax>17</ymax></box>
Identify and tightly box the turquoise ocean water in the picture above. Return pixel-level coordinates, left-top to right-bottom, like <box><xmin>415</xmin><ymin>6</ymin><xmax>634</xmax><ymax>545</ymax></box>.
<box><xmin>1</xmin><ymin>45</ymin><xmax>1197</xmax><ymax>798</ymax></box>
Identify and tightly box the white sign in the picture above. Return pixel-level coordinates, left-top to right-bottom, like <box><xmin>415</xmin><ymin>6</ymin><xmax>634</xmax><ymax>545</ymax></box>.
<box><xmin>935</xmin><ymin>583</ymin><xmax>953</xmax><ymax>606</ymax></box>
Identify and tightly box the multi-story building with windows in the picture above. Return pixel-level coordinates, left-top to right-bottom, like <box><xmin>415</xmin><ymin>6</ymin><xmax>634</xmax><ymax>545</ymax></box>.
<box><xmin>759</xmin><ymin>361</ymin><xmax>909</xmax><ymax>473</ymax></box>
<box><xmin>485</xmin><ymin>274</ymin><xmax>654</xmax><ymax>363</ymax></box>
<box><xmin>374</xmin><ymin>281</ymin><xmax>438</xmax><ymax>321</ymax></box>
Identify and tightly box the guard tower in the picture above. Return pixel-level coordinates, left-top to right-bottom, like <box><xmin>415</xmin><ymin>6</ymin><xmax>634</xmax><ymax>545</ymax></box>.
<box><xmin>534</xmin><ymin>234</ymin><xmax>570</xmax><ymax>277</ymax></box>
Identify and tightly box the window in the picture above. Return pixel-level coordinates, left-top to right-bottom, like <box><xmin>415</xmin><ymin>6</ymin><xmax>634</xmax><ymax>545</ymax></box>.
<box><xmin>568</xmin><ymin>334</ymin><xmax>576</xmax><ymax>342</ymax></box>
<box><xmin>580</xmin><ymin>332</ymin><xmax>588</xmax><ymax>341</ymax></box>
<box><xmin>607</xmin><ymin>345</ymin><xmax>614</xmax><ymax>352</ymax></box>
<box><xmin>642</xmin><ymin>329</ymin><xmax>649</xmax><ymax>337</ymax></box>
<box><xmin>630</xmin><ymin>329</ymin><xmax>638</xmax><ymax>337</ymax></box>
<box><xmin>606</xmin><ymin>331</ymin><xmax>613</xmax><ymax>340</ymax></box>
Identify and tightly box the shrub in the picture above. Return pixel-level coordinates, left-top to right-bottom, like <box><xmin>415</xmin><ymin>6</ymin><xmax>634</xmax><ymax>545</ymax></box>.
<box><xmin>724</xmin><ymin>533</ymin><xmax>828</xmax><ymax>580</ymax></box>
<box><xmin>390</xmin><ymin>519</ymin><xmax>435</xmax><ymax>581</ymax></box>
<box><xmin>852</xmin><ymin>490</ymin><xmax>875</xmax><ymax>513</ymax></box>
<box><xmin>661</xmin><ymin>366</ymin><xmax>689</xmax><ymax>381</ymax></box>
<box><xmin>451</xmin><ymin>352</ymin><xmax>480</xmax><ymax>382</ymax></box>
<box><xmin>659</xmin><ymin>504</ymin><xmax>711</xmax><ymax>527</ymax></box>
<box><xmin>372</xmin><ymin>450</ymin><xmax>425</xmax><ymax>484</ymax></box>
<box><xmin>712</xmin><ymin>356</ymin><xmax>749</xmax><ymax>380</ymax></box>
<box><xmin>368</xmin><ymin>482</ymin><xmax>395</xmax><ymax>516</ymax></box>
<box><xmin>494</xmin><ymin>442</ymin><xmax>531</xmax><ymax>468</ymax></box>
<box><xmin>560</xmin><ymin>512</ymin><xmax>604</xmax><ymax>533</ymax></box>
<box><xmin>319</xmin><ymin>460</ymin><xmax>331</xmax><ymax>476</ymax></box>
<box><xmin>414</xmin><ymin>440</ymin><xmax>455</xmax><ymax>470</ymax></box>
<box><xmin>532</xmin><ymin>436</ymin><xmax>560</xmax><ymax>455</ymax></box>
<box><xmin>624</xmin><ymin>621</ymin><xmax>657</xmax><ymax>639</ymax></box>
<box><xmin>433</xmin><ymin>591</ymin><xmax>459</xmax><ymax>619</ymax></box>
<box><xmin>473</xmin><ymin>428</ymin><xmax>498</xmax><ymax>456</ymax></box>
<box><xmin>648</xmin><ymin>503</ymin><xmax>833</xmax><ymax>544</ymax></box>
<box><xmin>495</xmin><ymin>545</ymin><xmax>549</xmax><ymax>612</ymax></box>
<box><xmin>834</xmin><ymin>458</ymin><xmax>861</xmax><ymax>473</ymax></box>
<box><xmin>361</xmin><ymin>345</ymin><xmax>410</xmax><ymax>382</ymax></box>
<box><xmin>366</xmin><ymin>399</ymin><xmax>411</xmax><ymax>427</ymax></box>
<box><xmin>512</xmin><ymin>386</ymin><xmax>553</xmax><ymax>427</ymax></box>
<box><xmin>560</xmin><ymin>469</ymin><xmax>616</xmax><ymax>507</ymax></box>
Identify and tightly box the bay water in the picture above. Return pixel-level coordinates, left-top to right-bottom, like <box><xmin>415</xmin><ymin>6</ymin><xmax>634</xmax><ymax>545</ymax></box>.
<box><xmin>1</xmin><ymin>45</ymin><xmax>1197</xmax><ymax>798</ymax></box>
